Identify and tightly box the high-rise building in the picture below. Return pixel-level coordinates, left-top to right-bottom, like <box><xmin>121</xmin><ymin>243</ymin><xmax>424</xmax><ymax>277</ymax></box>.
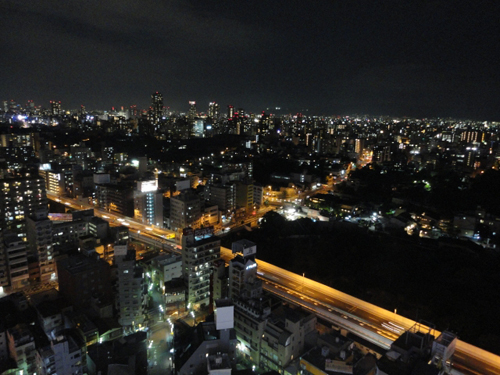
<box><xmin>134</xmin><ymin>180</ymin><xmax>163</xmax><ymax>227</ymax></box>
<box><xmin>50</xmin><ymin>101</ymin><xmax>62</xmax><ymax>116</ymax></box>
<box><xmin>181</xmin><ymin>227</ymin><xmax>220</xmax><ymax>309</ymax></box>
<box><xmin>150</xmin><ymin>91</ymin><xmax>163</xmax><ymax>125</ymax></box>
<box><xmin>227</xmin><ymin>105</ymin><xmax>234</xmax><ymax>119</ymax></box>
<box><xmin>188</xmin><ymin>101</ymin><xmax>197</xmax><ymax>122</ymax></box>
<box><xmin>208</xmin><ymin>102</ymin><xmax>219</xmax><ymax>119</ymax></box>
<box><xmin>26</xmin><ymin>210</ymin><xmax>55</xmax><ymax>283</ymax></box>
<box><xmin>115</xmin><ymin>246</ymin><xmax>147</xmax><ymax>327</ymax></box>
<box><xmin>170</xmin><ymin>190</ymin><xmax>201</xmax><ymax>231</ymax></box>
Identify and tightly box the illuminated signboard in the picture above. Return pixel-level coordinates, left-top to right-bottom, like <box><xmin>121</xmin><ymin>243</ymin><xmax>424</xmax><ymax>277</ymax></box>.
<box><xmin>139</xmin><ymin>180</ymin><xmax>157</xmax><ymax>193</ymax></box>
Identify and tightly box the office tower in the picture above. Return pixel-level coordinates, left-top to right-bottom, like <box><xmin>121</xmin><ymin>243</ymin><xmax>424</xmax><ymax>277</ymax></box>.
<box><xmin>115</xmin><ymin>246</ymin><xmax>147</xmax><ymax>328</ymax></box>
<box><xmin>227</xmin><ymin>105</ymin><xmax>234</xmax><ymax>119</ymax></box>
<box><xmin>181</xmin><ymin>227</ymin><xmax>220</xmax><ymax>309</ymax></box>
<box><xmin>188</xmin><ymin>101</ymin><xmax>197</xmax><ymax>122</ymax></box>
<box><xmin>170</xmin><ymin>190</ymin><xmax>202</xmax><ymax>231</ymax></box>
<box><xmin>150</xmin><ymin>91</ymin><xmax>163</xmax><ymax>125</ymax></box>
<box><xmin>134</xmin><ymin>180</ymin><xmax>163</xmax><ymax>227</ymax></box>
<box><xmin>208</xmin><ymin>102</ymin><xmax>219</xmax><ymax>119</ymax></box>
<box><xmin>50</xmin><ymin>101</ymin><xmax>62</xmax><ymax>116</ymax></box>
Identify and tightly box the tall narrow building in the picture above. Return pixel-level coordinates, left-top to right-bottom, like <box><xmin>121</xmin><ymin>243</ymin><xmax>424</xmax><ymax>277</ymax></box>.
<box><xmin>181</xmin><ymin>227</ymin><xmax>220</xmax><ymax>309</ymax></box>
<box><xmin>134</xmin><ymin>180</ymin><xmax>163</xmax><ymax>227</ymax></box>
<box><xmin>26</xmin><ymin>209</ymin><xmax>55</xmax><ymax>283</ymax></box>
<box><xmin>150</xmin><ymin>91</ymin><xmax>163</xmax><ymax>125</ymax></box>
<box><xmin>115</xmin><ymin>245</ymin><xmax>147</xmax><ymax>328</ymax></box>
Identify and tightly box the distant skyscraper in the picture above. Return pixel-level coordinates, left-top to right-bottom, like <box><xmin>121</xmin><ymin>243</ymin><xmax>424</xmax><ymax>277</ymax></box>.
<box><xmin>150</xmin><ymin>91</ymin><xmax>163</xmax><ymax>125</ymax></box>
<box><xmin>227</xmin><ymin>105</ymin><xmax>234</xmax><ymax>119</ymax></box>
<box><xmin>188</xmin><ymin>101</ymin><xmax>197</xmax><ymax>121</ymax></box>
<box><xmin>50</xmin><ymin>100</ymin><xmax>62</xmax><ymax>116</ymax></box>
<box><xmin>208</xmin><ymin>102</ymin><xmax>220</xmax><ymax>119</ymax></box>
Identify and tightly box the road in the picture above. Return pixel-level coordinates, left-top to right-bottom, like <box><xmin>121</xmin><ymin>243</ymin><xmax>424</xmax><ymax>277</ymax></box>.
<box><xmin>219</xmin><ymin>250</ymin><xmax>500</xmax><ymax>375</ymax></box>
<box><xmin>48</xmin><ymin>193</ymin><xmax>500</xmax><ymax>374</ymax></box>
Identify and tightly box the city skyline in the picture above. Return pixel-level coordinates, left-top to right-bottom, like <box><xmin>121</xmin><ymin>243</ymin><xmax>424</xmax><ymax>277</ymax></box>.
<box><xmin>1</xmin><ymin>1</ymin><xmax>499</xmax><ymax>120</ymax></box>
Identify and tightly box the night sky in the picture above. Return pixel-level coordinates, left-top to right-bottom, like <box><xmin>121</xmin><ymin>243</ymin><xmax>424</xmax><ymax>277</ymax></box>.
<box><xmin>1</xmin><ymin>0</ymin><xmax>499</xmax><ymax>119</ymax></box>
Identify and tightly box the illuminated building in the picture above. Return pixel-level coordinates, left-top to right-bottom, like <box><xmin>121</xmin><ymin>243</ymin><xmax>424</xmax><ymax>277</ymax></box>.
<box><xmin>0</xmin><ymin>175</ymin><xmax>47</xmax><ymax>234</ymax></box>
<box><xmin>208</xmin><ymin>102</ymin><xmax>220</xmax><ymax>119</ymax></box>
<box><xmin>227</xmin><ymin>105</ymin><xmax>234</xmax><ymax>119</ymax></box>
<box><xmin>461</xmin><ymin>129</ymin><xmax>484</xmax><ymax>143</ymax></box>
<box><xmin>39</xmin><ymin>164</ymin><xmax>74</xmax><ymax>197</ymax></box>
<box><xmin>50</xmin><ymin>100</ymin><xmax>62</xmax><ymax>116</ymax></box>
<box><xmin>149</xmin><ymin>91</ymin><xmax>163</xmax><ymax>125</ymax></box>
<box><xmin>188</xmin><ymin>101</ymin><xmax>197</xmax><ymax>122</ymax></box>
<box><xmin>134</xmin><ymin>180</ymin><xmax>163</xmax><ymax>227</ymax></box>
<box><xmin>181</xmin><ymin>227</ymin><xmax>220</xmax><ymax>309</ymax></box>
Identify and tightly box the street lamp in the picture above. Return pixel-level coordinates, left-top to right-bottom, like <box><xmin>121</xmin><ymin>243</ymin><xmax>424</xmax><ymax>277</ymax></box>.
<box><xmin>302</xmin><ymin>273</ymin><xmax>305</xmax><ymax>291</ymax></box>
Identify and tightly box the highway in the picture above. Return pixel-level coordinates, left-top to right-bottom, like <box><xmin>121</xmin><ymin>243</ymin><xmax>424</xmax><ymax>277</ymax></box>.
<box><xmin>48</xmin><ymin>193</ymin><xmax>500</xmax><ymax>375</ymax></box>
<box><xmin>234</xmin><ymin>253</ymin><xmax>500</xmax><ymax>375</ymax></box>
